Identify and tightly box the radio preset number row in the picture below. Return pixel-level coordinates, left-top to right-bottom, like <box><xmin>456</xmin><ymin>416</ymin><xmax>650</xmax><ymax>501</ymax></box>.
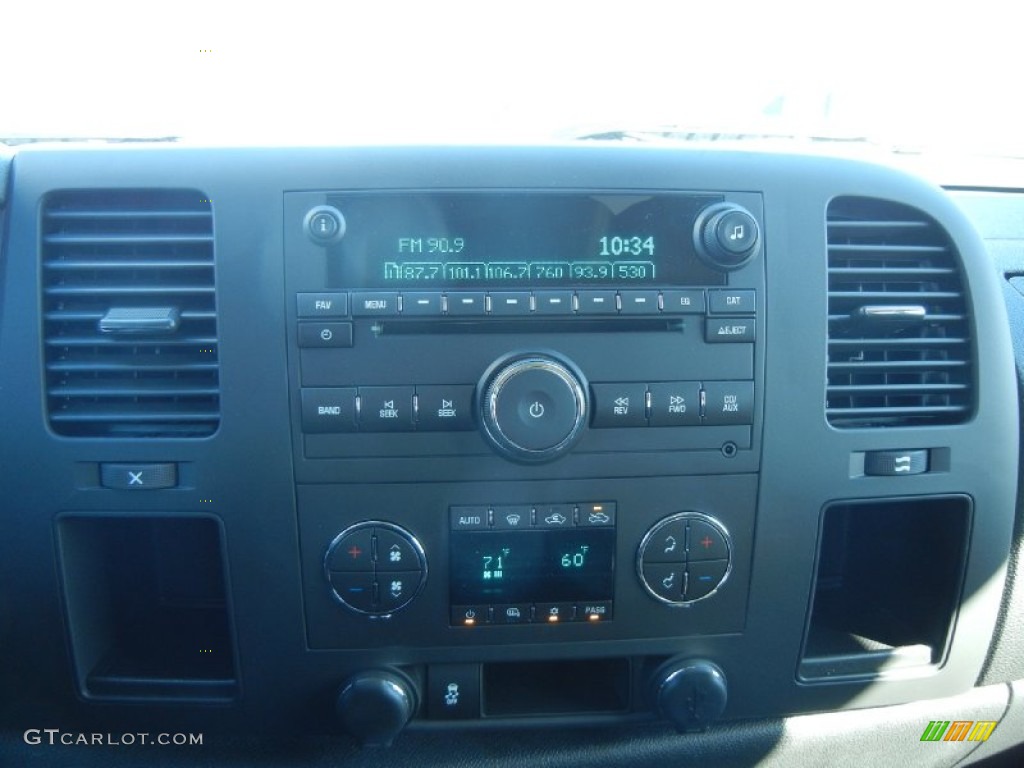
<box><xmin>297</xmin><ymin>289</ymin><xmax>755</xmax><ymax>318</ymax></box>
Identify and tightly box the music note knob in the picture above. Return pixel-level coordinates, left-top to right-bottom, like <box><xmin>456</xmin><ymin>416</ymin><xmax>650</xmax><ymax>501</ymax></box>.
<box><xmin>694</xmin><ymin>203</ymin><xmax>760</xmax><ymax>271</ymax></box>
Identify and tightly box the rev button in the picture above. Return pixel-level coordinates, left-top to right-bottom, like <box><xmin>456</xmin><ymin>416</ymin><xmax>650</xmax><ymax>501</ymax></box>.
<box><xmin>591</xmin><ymin>383</ymin><xmax>647</xmax><ymax>427</ymax></box>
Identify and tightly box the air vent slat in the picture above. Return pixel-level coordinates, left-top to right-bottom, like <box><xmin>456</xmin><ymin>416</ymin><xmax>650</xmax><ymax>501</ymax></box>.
<box><xmin>47</xmin><ymin>359</ymin><xmax>219</xmax><ymax>373</ymax></box>
<box><xmin>827</xmin><ymin>383</ymin><xmax>968</xmax><ymax>395</ymax></box>
<box><xmin>826</xmin><ymin>197</ymin><xmax>972</xmax><ymax>428</ymax></box>
<box><xmin>45</xmin><ymin>285</ymin><xmax>215</xmax><ymax>297</ymax></box>
<box><xmin>827</xmin><ymin>359</ymin><xmax>968</xmax><ymax>372</ymax></box>
<box><xmin>44</xmin><ymin>234</ymin><xmax>214</xmax><ymax>245</ymax></box>
<box><xmin>827</xmin><ymin>244</ymin><xmax>948</xmax><ymax>255</ymax></box>
<box><xmin>46</xmin><ymin>209</ymin><xmax>211</xmax><ymax>220</ymax></box>
<box><xmin>45</xmin><ymin>260</ymin><xmax>214</xmax><ymax>271</ymax></box>
<box><xmin>826</xmin><ymin>405</ymin><xmax>969</xmax><ymax>419</ymax></box>
<box><xmin>42</xmin><ymin>190</ymin><xmax>220</xmax><ymax>438</ymax></box>
<box><xmin>827</xmin><ymin>337</ymin><xmax>967</xmax><ymax>348</ymax></box>
<box><xmin>45</xmin><ymin>310</ymin><xmax>215</xmax><ymax>322</ymax></box>
<box><xmin>50</xmin><ymin>383</ymin><xmax>221</xmax><ymax>398</ymax></box>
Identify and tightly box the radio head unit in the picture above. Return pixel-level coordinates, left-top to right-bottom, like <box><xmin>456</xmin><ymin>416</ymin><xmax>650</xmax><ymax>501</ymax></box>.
<box><xmin>319</xmin><ymin>192</ymin><xmax>731</xmax><ymax>290</ymax></box>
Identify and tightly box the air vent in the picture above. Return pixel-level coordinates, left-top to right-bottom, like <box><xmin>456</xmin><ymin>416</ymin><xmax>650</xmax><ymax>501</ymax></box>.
<box><xmin>826</xmin><ymin>196</ymin><xmax>972</xmax><ymax>428</ymax></box>
<box><xmin>42</xmin><ymin>190</ymin><xmax>219</xmax><ymax>437</ymax></box>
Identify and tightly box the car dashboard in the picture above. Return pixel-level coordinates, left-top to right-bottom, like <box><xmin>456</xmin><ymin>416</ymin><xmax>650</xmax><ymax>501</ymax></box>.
<box><xmin>0</xmin><ymin>143</ymin><xmax>1022</xmax><ymax>766</ymax></box>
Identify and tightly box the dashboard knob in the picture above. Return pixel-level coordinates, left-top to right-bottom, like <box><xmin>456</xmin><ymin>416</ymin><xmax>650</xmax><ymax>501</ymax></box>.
<box><xmin>479</xmin><ymin>354</ymin><xmax>588</xmax><ymax>463</ymax></box>
<box><xmin>336</xmin><ymin>670</ymin><xmax>418</xmax><ymax>747</ymax></box>
<box><xmin>650</xmin><ymin>658</ymin><xmax>728</xmax><ymax>733</ymax></box>
<box><xmin>694</xmin><ymin>203</ymin><xmax>760</xmax><ymax>271</ymax></box>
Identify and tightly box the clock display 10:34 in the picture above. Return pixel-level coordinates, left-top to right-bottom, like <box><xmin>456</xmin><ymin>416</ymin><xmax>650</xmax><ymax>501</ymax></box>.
<box><xmin>599</xmin><ymin>235</ymin><xmax>655</xmax><ymax>257</ymax></box>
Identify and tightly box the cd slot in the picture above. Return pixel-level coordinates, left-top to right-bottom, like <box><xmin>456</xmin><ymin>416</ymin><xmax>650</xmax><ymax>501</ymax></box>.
<box><xmin>371</xmin><ymin>318</ymin><xmax>684</xmax><ymax>335</ymax></box>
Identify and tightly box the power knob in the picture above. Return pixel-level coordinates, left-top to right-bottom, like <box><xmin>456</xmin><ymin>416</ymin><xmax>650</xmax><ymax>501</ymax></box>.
<box><xmin>694</xmin><ymin>203</ymin><xmax>760</xmax><ymax>271</ymax></box>
<box><xmin>479</xmin><ymin>353</ymin><xmax>588</xmax><ymax>463</ymax></box>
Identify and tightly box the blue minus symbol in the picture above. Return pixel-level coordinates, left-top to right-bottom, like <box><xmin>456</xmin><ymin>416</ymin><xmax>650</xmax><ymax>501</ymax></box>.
<box><xmin>699</xmin><ymin>576</ymin><xmax>712</xmax><ymax>582</ymax></box>
<box><xmin>348</xmin><ymin>587</ymin><xmax>365</xmax><ymax>593</ymax></box>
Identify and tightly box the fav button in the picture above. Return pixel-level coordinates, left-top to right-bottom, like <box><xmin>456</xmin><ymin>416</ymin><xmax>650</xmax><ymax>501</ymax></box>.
<box><xmin>297</xmin><ymin>292</ymin><xmax>349</xmax><ymax>317</ymax></box>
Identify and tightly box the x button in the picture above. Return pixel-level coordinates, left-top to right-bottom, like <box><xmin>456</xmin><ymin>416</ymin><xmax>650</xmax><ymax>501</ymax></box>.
<box><xmin>100</xmin><ymin>463</ymin><xmax>178</xmax><ymax>491</ymax></box>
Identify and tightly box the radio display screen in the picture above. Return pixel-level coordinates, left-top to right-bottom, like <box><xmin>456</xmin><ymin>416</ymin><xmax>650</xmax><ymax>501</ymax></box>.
<box><xmin>449</xmin><ymin>528</ymin><xmax>615</xmax><ymax>605</ymax></box>
<box><xmin>327</xmin><ymin>192</ymin><xmax>727</xmax><ymax>288</ymax></box>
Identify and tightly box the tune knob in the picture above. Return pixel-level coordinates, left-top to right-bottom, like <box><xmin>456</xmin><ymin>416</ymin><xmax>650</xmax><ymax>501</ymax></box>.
<box><xmin>694</xmin><ymin>203</ymin><xmax>760</xmax><ymax>271</ymax></box>
<box><xmin>336</xmin><ymin>670</ymin><xmax>418</xmax><ymax>747</ymax></box>
<box><xmin>649</xmin><ymin>658</ymin><xmax>728</xmax><ymax>733</ymax></box>
<box><xmin>479</xmin><ymin>353</ymin><xmax>588</xmax><ymax>463</ymax></box>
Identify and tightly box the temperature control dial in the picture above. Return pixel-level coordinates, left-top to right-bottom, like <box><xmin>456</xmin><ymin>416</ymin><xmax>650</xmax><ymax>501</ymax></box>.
<box><xmin>479</xmin><ymin>354</ymin><xmax>588</xmax><ymax>463</ymax></box>
<box><xmin>324</xmin><ymin>522</ymin><xmax>427</xmax><ymax>616</ymax></box>
<box><xmin>637</xmin><ymin>513</ymin><xmax>732</xmax><ymax>604</ymax></box>
<box><xmin>694</xmin><ymin>203</ymin><xmax>760</xmax><ymax>271</ymax></box>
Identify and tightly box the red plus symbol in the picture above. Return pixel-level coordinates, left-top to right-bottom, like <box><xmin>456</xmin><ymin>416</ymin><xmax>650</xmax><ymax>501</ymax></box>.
<box><xmin>700</xmin><ymin>536</ymin><xmax>713</xmax><ymax>550</ymax></box>
<box><xmin>347</xmin><ymin>545</ymin><xmax>363</xmax><ymax>559</ymax></box>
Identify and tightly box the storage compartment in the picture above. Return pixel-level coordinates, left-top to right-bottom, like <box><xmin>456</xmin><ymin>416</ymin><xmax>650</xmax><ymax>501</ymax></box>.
<box><xmin>57</xmin><ymin>515</ymin><xmax>237</xmax><ymax>700</ymax></box>
<box><xmin>483</xmin><ymin>658</ymin><xmax>631</xmax><ymax>716</ymax></box>
<box><xmin>799</xmin><ymin>496</ymin><xmax>970</xmax><ymax>680</ymax></box>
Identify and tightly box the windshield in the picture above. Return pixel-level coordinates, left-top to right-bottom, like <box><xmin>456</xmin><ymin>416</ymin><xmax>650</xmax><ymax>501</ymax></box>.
<box><xmin>4</xmin><ymin>1</ymin><xmax>1021</xmax><ymax>156</ymax></box>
